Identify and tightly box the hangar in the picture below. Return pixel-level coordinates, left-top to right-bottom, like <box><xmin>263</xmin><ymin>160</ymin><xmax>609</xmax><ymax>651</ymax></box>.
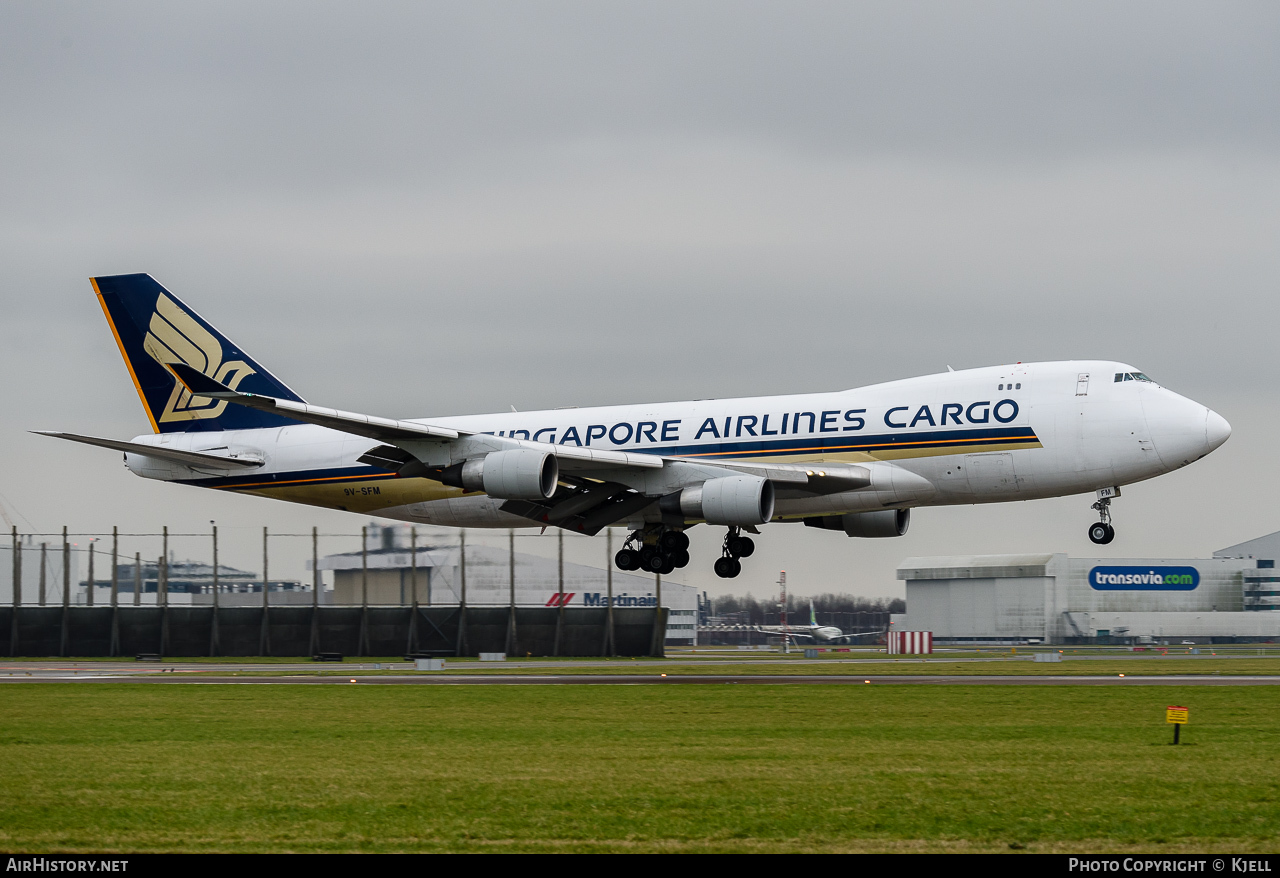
<box><xmin>895</xmin><ymin>530</ymin><xmax>1280</xmax><ymax>644</ymax></box>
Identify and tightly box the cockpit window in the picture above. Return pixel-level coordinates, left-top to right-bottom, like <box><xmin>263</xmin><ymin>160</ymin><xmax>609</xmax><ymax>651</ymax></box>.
<box><xmin>1114</xmin><ymin>372</ymin><xmax>1155</xmax><ymax>383</ymax></box>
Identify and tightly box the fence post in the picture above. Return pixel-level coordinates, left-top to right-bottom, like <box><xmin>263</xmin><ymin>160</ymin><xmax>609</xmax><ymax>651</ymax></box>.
<box><xmin>407</xmin><ymin>527</ymin><xmax>418</xmax><ymax>655</ymax></box>
<box><xmin>38</xmin><ymin>543</ymin><xmax>46</xmax><ymax>607</ymax></box>
<box><xmin>454</xmin><ymin>529</ymin><xmax>468</xmax><ymax>656</ymax></box>
<box><xmin>158</xmin><ymin>554</ymin><xmax>168</xmax><ymax>656</ymax></box>
<box><xmin>604</xmin><ymin>528</ymin><xmax>615</xmax><ymax>657</ymax></box>
<box><xmin>358</xmin><ymin>525</ymin><xmax>369</xmax><ymax>656</ymax></box>
<box><xmin>9</xmin><ymin>526</ymin><xmax>18</xmax><ymax>657</ymax></box>
<box><xmin>650</xmin><ymin>571</ymin><xmax>664</xmax><ymax>658</ymax></box>
<box><xmin>87</xmin><ymin>542</ymin><xmax>94</xmax><ymax>607</ymax></box>
<box><xmin>159</xmin><ymin>526</ymin><xmax>169</xmax><ymax>656</ymax></box>
<box><xmin>553</xmin><ymin>529</ymin><xmax>564</xmax><ymax>657</ymax></box>
<box><xmin>259</xmin><ymin>526</ymin><xmax>270</xmax><ymax>656</ymax></box>
<box><xmin>309</xmin><ymin>526</ymin><xmax>320</xmax><ymax>656</ymax></box>
<box><xmin>109</xmin><ymin>527</ymin><xmax>119</xmax><ymax>657</ymax></box>
<box><xmin>505</xmin><ymin>528</ymin><xmax>518</xmax><ymax>657</ymax></box>
<box><xmin>133</xmin><ymin>552</ymin><xmax>141</xmax><ymax>607</ymax></box>
<box><xmin>60</xmin><ymin>527</ymin><xmax>69</xmax><ymax>657</ymax></box>
<box><xmin>210</xmin><ymin>525</ymin><xmax>220</xmax><ymax>657</ymax></box>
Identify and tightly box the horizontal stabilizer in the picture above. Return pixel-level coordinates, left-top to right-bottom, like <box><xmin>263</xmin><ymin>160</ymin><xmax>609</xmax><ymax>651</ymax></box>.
<box><xmin>33</xmin><ymin>431</ymin><xmax>264</xmax><ymax>469</ymax></box>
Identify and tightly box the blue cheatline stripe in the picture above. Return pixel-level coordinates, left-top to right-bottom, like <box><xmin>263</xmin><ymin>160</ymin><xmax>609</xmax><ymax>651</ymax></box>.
<box><xmin>652</xmin><ymin>426</ymin><xmax>1039</xmax><ymax>459</ymax></box>
<box><xmin>178</xmin><ymin>426</ymin><xmax>1040</xmax><ymax>491</ymax></box>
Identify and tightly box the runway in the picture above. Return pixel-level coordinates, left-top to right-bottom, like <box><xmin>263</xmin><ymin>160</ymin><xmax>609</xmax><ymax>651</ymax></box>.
<box><xmin>2</xmin><ymin>671</ymin><xmax>1278</xmax><ymax>686</ymax></box>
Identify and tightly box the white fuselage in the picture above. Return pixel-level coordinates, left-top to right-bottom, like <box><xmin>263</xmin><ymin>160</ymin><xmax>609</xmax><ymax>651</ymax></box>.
<box><xmin>121</xmin><ymin>360</ymin><xmax>1230</xmax><ymax>529</ymax></box>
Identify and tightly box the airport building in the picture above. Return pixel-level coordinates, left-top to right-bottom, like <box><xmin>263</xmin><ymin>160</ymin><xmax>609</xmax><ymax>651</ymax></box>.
<box><xmin>311</xmin><ymin>525</ymin><xmax>698</xmax><ymax>645</ymax></box>
<box><xmin>896</xmin><ymin>530</ymin><xmax>1280</xmax><ymax>644</ymax></box>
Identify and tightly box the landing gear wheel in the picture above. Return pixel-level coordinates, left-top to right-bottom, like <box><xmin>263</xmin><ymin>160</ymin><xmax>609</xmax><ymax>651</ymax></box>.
<box><xmin>714</xmin><ymin>556</ymin><xmax>742</xmax><ymax>579</ymax></box>
<box><xmin>639</xmin><ymin>546</ymin><xmax>662</xmax><ymax>571</ymax></box>
<box><xmin>614</xmin><ymin>549</ymin><xmax>641</xmax><ymax>571</ymax></box>
<box><xmin>727</xmin><ymin>536</ymin><xmax>755</xmax><ymax>558</ymax></box>
<box><xmin>670</xmin><ymin>549</ymin><xmax>690</xmax><ymax>569</ymax></box>
<box><xmin>1088</xmin><ymin>493</ymin><xmax>1117</xmax><ymax>545</ymax></box>
<box><xmin>659</xmin><ymin>530</ymin><xmax>689</xmax><ymax>552</ymax></box>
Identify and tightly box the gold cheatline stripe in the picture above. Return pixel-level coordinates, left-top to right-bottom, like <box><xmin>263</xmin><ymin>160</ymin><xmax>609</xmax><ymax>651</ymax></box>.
<box><xmin>681</xmin><ymin>433</ymin><xmax>1040</xmax><ymax>458</ymax></box>
<box><xmin>213</xmin><ymin>472</ymin><xmax>396</xmax><ymax>491</ymax></box>
<box><xmin>93</xmin><ymin>278</ymin><xmax>159</xmax><ymax>434</ymax></box>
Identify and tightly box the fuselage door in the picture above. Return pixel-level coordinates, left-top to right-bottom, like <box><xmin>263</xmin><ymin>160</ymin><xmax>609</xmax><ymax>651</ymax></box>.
<box><xmin>965</xmin><ymin>452</ymin><xmax>1019</xmax><ymax>494</ymax></box>
<box><xmin>1075</xmin><ymin>373</ymin><xmax>1090</xmax><ymax>396</ymax></box>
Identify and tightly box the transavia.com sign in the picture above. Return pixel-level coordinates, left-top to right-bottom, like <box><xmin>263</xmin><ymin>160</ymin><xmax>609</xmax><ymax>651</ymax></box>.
<box><xmin>1089</xmin><ymin>566</ymin><xmax>1200</xmax><ymax>591</ymax></box>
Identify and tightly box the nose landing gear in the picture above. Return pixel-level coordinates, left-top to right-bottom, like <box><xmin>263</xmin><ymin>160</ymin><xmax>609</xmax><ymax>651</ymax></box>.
<box><xmin>1088</xmin><ymin>489</ymin><xmax>1118</xmax><ymax>545</ymax></box>
<box><xmin>714</xmin><ymin>527</ymin><xmax>755</xmax><ymax>578</ymax></box>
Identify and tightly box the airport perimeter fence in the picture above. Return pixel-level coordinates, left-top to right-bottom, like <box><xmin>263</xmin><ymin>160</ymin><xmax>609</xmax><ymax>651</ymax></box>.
<box><xmin>0</xmin><ymin>525</ymin><xmax>668</xmax><ymax>658</ymax></box>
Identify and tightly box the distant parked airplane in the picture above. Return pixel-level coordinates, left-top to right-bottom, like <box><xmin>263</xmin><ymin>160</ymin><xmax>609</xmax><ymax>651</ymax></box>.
<box><xmin>754</xmin><ymin>601</ymin><xmax>881</xmax><ymax>645</ymax></box>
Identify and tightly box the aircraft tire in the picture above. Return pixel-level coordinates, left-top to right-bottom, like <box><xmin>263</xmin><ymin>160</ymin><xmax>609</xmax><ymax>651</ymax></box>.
<box><xmin>1088</xmin><ymin>522</ymin><xmax>1110</xmax><ymax>545</ymax></box>
<box><xmin>615</xmin><ymin>549</ymin><xmax>640</xmax><ymax>571</ymax></box>
<box><xmin>729</xmin><ymin>536</ymin><xmax>755</xmax><ymax>558</ymax></box>
<box><xmin>714</xmin><ymin>557</ymin><xmax>738</xmax><ymax>578</ymax></box>
<box><xmin>670</xmin><ymin>549</ymin><xmax>690</xmax><ymax>568</ymax></box>
<box><xmin>660</xmin><ymin>531</ymin><xmax>690</xmax><ymax>552</ymax></box>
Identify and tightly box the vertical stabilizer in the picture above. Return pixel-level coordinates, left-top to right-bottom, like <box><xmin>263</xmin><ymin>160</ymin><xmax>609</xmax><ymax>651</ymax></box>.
<box><xmin>92</xmin><ymin>274</ymin><xmax>305</xmax><ymax>433</ymax></box>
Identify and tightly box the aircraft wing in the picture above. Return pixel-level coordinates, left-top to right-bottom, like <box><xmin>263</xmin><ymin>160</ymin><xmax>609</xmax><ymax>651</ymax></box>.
<box><xmin>827</xmin><ymin>631</ymin><xmax>884</xmax><ymax>644</ymax></box>
<box><xmin>166</xmin><ymin>362</ymin><xmax>464</xmax><ymax>442</ymax></box>
<box><xmin>166</xmin><ymin>362</ymin><xmax>664</xmax><ymax>471</ymax></box>
<box><xmin>753</xmin><ymin>626</ymin><xmax>817</xmax><ymax>643</ymax></box>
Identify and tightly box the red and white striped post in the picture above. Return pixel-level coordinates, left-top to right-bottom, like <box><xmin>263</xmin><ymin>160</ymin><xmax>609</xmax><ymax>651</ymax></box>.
<box><xmin>888</xmin><ymin>630</ymin><xmax>933</xmax><ymax>655</ymax></box>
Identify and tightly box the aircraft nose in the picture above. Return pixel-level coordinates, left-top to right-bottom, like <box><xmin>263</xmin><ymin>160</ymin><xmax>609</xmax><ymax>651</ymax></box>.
<box><xmin>1206</xmin><ymin>409</ymin><xmax>1231</xmax><ymax>453</ymax></box>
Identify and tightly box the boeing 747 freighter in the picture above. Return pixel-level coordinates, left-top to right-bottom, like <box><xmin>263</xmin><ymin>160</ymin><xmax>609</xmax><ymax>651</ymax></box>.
<box><xmin>39</xmin><ymin>275</ymin><xmax>1231</xmax><ymax>578</ymax></box>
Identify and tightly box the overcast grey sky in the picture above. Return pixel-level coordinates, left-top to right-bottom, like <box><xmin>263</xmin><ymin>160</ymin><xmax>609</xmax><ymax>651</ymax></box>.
<box><xmin>2</xmin><ymin>1</ymin><xmax>1278</xmax><ymax>598</ymax></box>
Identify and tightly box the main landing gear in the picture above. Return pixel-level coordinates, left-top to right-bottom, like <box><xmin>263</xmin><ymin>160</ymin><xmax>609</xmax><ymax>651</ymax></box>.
<box><xmin>614</xmin><ymin>527</ymin><xmax>690</xmax><ymax>575</ymax></box>
<box><xmin>1088</xmin><ymin>490</ymin><xmax>1118</xmax><ymax>545</ymax></box>
<box><xmin>714</xmin><ymin>527</ymin><xmax>755</xmax><ymax>579</ymax></box>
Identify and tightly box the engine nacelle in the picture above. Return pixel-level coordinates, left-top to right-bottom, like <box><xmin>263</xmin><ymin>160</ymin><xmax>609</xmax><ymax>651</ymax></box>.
<box><xmin>803</xmin><ymin>509</ymin><xmax>910</xmax><ymax>538</ymax></box>
<box><xmin>677</xmin><ymin>476</ymin><xmax>775</xmax><ymax>526</ymax></box>
<box><xmin>443</xmin><ymin>449</ymin><xmax>558</xmax><ymax>500</ymax></box>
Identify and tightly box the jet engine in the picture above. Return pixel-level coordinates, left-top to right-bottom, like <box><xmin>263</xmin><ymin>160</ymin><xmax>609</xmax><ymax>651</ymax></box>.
<box><xmin>674</xmin><ymin>476</ymin><xmax>775</xmax><ymax>526</ymax></box>
<box><xmin>803</xmin><ymin>508</ymin><xmax>910</xmax><ymax>538</ymax></box>
<box><xmin>439</xmin><ymin>449</ymin><xmax>559</xmax><ymax>500</ymax></box>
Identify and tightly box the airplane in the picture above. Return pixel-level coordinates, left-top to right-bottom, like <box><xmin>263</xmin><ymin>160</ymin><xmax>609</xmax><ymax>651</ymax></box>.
<box><xmin>38</xmin><ymin>274</ymin><xmax>1231</xmax><ymax>579</ymax></box>
<box><xmin>754</xmin><ymin>600</ymin><xmax>881</xmax><ymax>645</ymax></box>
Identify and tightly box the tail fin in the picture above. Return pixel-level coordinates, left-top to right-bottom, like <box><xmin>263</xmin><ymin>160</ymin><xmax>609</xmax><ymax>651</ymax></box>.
<box><xmin>810</xmin><ymin>599</ymin><xmax>817</xmax><ymax>627</ymax></box>
<box><xmin>92</xmin><ymin>274</ymin><xmax>305</xmax><ymax>433</ymax></box>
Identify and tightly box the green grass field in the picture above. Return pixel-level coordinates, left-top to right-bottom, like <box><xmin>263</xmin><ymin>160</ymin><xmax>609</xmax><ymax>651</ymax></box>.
<box><xmin>2</xmin><ymin>684</ymin><xmax>1278</xmax><ymax>852</ymax></box>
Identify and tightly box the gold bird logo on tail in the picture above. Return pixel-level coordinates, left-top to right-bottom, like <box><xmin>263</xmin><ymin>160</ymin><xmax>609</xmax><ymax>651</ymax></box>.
<box><xmin>142</xmin><ymin>292</ymin><xmax>256</xmax><ymax>422</ymax></box>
